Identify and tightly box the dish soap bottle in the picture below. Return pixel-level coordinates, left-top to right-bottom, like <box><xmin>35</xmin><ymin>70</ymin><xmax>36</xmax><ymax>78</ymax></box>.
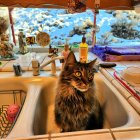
<box><xmin>79</xmin><ymin>35</ymin><xmax>88</xmax><ymax>63</ymax></box>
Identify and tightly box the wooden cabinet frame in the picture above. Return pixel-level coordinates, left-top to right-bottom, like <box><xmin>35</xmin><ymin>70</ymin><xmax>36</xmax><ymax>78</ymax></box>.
<box><xmin>0</xmin><ymin>0</ymin><xmax>134</xmax><ymax>10</ymax></box>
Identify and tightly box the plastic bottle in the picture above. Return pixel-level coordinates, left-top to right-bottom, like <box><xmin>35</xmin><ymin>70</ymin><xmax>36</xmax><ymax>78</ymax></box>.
<box><xmin>61</xmin><ymin>44</ymin><xmax>70</xmax><ymax>69</ymax></box>
<box><xmin>79</xmin><ymin>35</ymin><xmax>88</xmax><ymax>63</ymax></box>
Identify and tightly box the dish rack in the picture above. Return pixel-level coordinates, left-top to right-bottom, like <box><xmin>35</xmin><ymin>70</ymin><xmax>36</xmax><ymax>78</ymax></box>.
<box><xmin>0</xmin><ymin>89</ymin><xmax>26</xmax><ymax>138</ymax></box>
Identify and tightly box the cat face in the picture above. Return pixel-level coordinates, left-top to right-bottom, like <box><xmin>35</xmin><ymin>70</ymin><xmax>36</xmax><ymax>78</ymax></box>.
<box><xmin>61</xmin><ymin>51</ymin><xmax>97</xmax><ymax>92</ymax></box>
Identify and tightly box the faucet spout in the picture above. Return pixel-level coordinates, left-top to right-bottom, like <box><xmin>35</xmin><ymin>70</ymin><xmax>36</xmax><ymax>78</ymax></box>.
<box><xmin>40</xmin><ymin>56</ymin><xmax>64</xmax><ymax>75</ymax></box>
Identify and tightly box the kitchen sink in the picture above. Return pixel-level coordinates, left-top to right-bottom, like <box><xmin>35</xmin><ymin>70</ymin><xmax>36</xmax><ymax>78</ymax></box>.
<box><xmin>7</xmin><ymin>73</ymin><xmax>140</xmax><ymax>139</ymax></box>
<box><xmin>33</xmin><ymin>73</ymin><xmax>140</xmax><ymax>135</ymax></box>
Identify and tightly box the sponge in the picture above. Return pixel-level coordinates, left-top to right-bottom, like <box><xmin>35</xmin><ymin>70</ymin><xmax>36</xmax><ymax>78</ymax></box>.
<box><xmin>7</xmin><ymin>104</ymin><xmax>20</xmax><ymax>123</ymax></box>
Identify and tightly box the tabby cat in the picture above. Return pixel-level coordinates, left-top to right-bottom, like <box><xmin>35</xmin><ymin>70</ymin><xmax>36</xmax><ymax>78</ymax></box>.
<box><xmin>55</xmin><ymin>51</ymin><xmax>104</xmax><ymax>132</ymax></box>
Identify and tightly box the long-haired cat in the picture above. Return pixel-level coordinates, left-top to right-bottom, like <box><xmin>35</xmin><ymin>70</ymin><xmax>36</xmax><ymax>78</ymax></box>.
<box><xmin>55</xmin><ymin>51</ymin><xmax>104</xmax><ymax>132</ymax></box>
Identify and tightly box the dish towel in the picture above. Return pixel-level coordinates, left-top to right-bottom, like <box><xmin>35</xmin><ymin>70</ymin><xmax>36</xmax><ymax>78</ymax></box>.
<box><xmin>114</xmin><ymin>71</ymin><xmax>140</xmax><ymax>102</ymax></box>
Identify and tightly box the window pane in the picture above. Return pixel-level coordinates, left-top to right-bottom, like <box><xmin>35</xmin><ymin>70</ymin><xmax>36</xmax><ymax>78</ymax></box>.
<box><xmin>96</xmin><ymin>10</ymin><xmax>140</xmax><ymax>47</ymax></box>
<box><xmin>12</xmin><ymin>8</ymin><xmax>94</xmax><ymax>48</ymax></box>
<box><xmin>11</xmin><ymin>8</ymin><xmax>140</xmax><ymax>48</ymax></box>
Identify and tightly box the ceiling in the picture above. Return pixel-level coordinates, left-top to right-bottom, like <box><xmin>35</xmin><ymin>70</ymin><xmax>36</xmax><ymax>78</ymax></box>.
<box><xmin>0</xmin><ymin>0</ymin><xmax>135</xmax><ymax>10</ymax></box>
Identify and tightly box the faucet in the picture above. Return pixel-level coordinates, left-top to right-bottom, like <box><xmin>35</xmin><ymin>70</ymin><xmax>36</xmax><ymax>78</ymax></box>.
<box><xmin>40</xmin><ymin>55</ymin><xmax>64</xmax><ymax>76</ymax></box>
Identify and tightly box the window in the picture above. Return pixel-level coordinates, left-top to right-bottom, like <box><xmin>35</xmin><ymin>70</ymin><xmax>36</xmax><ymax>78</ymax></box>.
<box><xmin>12</xmin><ymin>8</ymin><xmax>94</xmax><ymax>48</ymax></box>
<box><xmin>1</xmin><ymin>8</ymin><xmax>140</xmax><ymax>48</ymax></box>
<box><xmin>96</xmin><ymin>10</ymin><xmax>140</xmax><ymax>47</ymax></box>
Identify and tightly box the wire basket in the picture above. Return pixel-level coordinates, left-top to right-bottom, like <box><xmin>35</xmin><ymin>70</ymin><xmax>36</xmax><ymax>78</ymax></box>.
<box><xmin>0</xmin><ymin>90</ymin><xmax>26</xmax><ymax>138</ymax></box>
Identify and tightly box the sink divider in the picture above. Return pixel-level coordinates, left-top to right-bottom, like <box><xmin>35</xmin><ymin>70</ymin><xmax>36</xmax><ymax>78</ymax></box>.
<box><xmin>7</xmin><ymin>84</ymin><xmax>42</xmax><ymax>139</ymax></box>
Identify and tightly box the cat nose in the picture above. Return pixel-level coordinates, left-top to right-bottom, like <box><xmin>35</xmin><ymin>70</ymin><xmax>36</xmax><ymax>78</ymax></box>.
<box><xmin>80</xmin><ymin>83</ymin><xmax>89</xmax><ymax>90</ymax></box>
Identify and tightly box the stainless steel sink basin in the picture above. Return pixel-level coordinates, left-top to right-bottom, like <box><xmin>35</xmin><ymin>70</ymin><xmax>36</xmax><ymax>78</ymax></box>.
<box><xmin>33</xmin><ymin>73</ymin><xmax>140</xmax><ymax>135</ymax></box>
<box><xmin>33</xmin><ymin>77</ymin><xmax>59</xmax><ymax>135</ymax></box>
<box><xmin>7</xmin><ymin>73</ymin><xmax>140</xmax><ymax>138</ymax></box>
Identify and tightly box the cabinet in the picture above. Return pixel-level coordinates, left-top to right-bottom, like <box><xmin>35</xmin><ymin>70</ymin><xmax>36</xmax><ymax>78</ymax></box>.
<box><xmin>0</xmin><ymin>0</ymin><xmax>133</xmax><ymax>10</ymax></box>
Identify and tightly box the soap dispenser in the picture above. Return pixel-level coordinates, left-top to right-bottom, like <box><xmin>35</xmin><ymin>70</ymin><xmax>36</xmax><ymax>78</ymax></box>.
<box><xmin>79</xmin><ymin>35</ymin><xmax>88</xmax><ymax>63</ymax></box>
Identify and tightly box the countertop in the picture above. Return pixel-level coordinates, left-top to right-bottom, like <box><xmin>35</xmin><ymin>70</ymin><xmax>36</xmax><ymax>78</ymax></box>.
<box><xmin>99</xmin><ymin>61</ymin><xmax>140</xmax><ymax>114</ymax></box>
<box><xmin>0</xmin><ymin>52</ymin><xmax>140</xmax><ymax>140</ymax></box>
<box><xmin>0</xmin><ymin>52</ymin><xmax>97</xmax><ymax>72</ymax></box>
<box><xmin>0</xmin><ymin>52</ymin><xmax>140</xmax><ymax>113</ymax></box>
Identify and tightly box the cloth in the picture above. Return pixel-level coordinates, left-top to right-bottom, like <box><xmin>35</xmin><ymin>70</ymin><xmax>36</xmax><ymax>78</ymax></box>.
<box><xmin>92</xmin><ymin>45</ymin><xmax>140</xmax><ymax>61</ymax></box>
<box><xmin>114</xmin><ymin>71</ymin><xmax>140</xmax><ymax>102</ymax></box>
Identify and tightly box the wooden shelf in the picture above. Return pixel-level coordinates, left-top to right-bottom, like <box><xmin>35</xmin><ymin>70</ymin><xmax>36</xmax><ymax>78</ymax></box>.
<box><xmin>0</xmin><ymin>0</ymin><xmax>134</xmax><ymax>10</ymax></box>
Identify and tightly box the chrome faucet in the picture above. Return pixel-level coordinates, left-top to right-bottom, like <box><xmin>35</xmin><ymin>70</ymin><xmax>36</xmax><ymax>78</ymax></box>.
<box><xmin>40</xmin><ymin>55</ymin><xmax>64</xmax><ymax>76</ymax></box>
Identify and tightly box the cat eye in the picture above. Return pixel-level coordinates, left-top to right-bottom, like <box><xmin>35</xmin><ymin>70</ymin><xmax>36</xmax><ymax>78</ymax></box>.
<box><xmin>74</xmin><ymin>71</ymin><xmax>82</xmax><ymax>77</ymax></box>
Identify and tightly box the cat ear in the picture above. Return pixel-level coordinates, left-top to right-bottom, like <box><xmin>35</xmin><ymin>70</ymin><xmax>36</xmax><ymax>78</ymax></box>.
<box><xmin>88</xmin><ymin>58</ymin><xmax>99</xmax><ymax>72</ymax></box>
<box><xmin>88</xmin><ymin>58</ymin><xmax>97</xmax><ymax>68</ymax></box>
<box><xmin>65</xmin><ymin>51</ymin><xmax>77</xmax><ymax>65</ymax></box>
<box><xmin>64</xmin><ymin>51</ymin><xmax>77</xmax><ymax>69</ymax></box>
<box><xmin>88</xmin><ymin>58</ymin><xmax>98</xmax><ymax>73</ymax></box>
